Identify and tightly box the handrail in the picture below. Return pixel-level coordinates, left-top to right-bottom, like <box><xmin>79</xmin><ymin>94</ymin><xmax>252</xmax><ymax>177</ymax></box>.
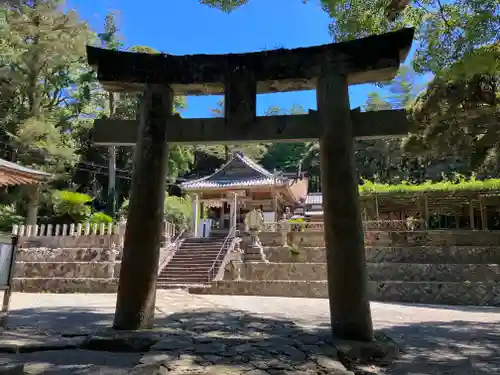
<box><xmin>157</xmin><ymin>228</ymin><xmax>186</xmax><ymax>275</ymax></box>
<box><xmin>207</xmin><ymin>225</ymin><xmax>236</xmax><ymax>281</ymax></box>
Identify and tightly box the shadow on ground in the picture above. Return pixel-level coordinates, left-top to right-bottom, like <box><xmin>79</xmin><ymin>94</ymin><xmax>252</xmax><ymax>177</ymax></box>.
<box><xmin>3</xmin><ymin>306</ymin><xmax>500</xmax><ymax>374</ymax></box>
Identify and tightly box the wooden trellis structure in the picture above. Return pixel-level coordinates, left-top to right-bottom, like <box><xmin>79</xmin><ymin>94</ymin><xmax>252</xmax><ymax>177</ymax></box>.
<box><xmin>360</xmin><ymin>189</ymin><xmax>500</xmax><ymax>230</ymax></box>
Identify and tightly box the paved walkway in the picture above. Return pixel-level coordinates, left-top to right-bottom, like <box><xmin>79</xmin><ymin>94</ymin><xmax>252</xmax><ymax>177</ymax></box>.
<box><xmin>1</xmin><ymin>291</ymin><xmax>499</xmax><ymax>374</ymax></box>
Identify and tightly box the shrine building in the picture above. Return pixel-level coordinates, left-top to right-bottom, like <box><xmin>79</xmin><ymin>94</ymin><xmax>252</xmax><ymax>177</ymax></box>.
<box><xmin>181</xmin><ymin>152</ymin><xmax>308</xmax><ymax>236</ymax></box>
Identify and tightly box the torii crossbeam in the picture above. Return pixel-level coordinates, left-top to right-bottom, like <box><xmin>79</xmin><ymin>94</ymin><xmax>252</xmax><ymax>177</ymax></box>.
<box><xmin>87</xmin><ymin>27</ymin><xmax>415</xmax><ymax>341</ymax></box>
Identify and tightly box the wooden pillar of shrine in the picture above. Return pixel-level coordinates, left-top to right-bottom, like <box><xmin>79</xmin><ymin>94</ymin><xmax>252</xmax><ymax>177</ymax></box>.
<box><xmin>114</xmin><ymin>84</ymin><xmax>172</xmax><ymax>330</ymax></box>
<box><xmin>317</xmin><ymin>71</ymin><xmax>373</xmax><ymax>341</ymax></box>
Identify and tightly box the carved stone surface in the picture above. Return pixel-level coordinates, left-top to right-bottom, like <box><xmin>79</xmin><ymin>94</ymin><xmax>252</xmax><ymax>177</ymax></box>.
<box><xmin>12</xmin><ymin>278</ymin><xmax>118</xmax><ymax>293</ymax></box>
<box><xmin>190</xmin><ymin>280</ymin><xmax>500</xmax><ymax>306</ymax></box>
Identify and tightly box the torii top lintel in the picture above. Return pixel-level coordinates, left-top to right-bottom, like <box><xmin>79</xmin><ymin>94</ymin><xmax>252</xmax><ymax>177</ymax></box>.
<box><xmin>87</xmin><ymin>28</ymin><xmax>414</xmax><ymax>95</ymax></box>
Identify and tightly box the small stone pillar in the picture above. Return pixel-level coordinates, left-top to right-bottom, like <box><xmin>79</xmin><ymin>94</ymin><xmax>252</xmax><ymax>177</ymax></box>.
<box><xmin>278</xmin><ymin>215</ymin><xmax>291</xmax><ymax>246</ymax></box>
<box><xmin>191</xmin><ymin>194</ymin><xmax>199</xmax><ymax>237</ymax></box>
<box><xmin>243</xmin><ymin>209</ymin><xmax>267</xmax><ymax>262</ymax></box>
<box><xmin>229</xmin><ymin>239</ymin><xmax>243</xmax><ymax>280</ymax></box>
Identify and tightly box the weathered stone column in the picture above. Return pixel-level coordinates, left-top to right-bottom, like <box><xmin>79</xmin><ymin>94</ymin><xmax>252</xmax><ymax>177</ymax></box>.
<box><xmin>191</xmin><ymin>194</ymin><xmax>199</xmax><ymax>237</ymax></box>
<box><xmin>317</xmin><ymin>71</ymin><xmax>373</xmax><ymax>341</ymax></box>
<box><xmin>113</xmin><ymin>85</ymin><xmax>172</xmax><ymax>330</ymax></box>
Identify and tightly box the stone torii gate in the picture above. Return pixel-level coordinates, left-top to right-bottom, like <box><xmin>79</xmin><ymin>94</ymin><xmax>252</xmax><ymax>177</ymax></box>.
<box><xmin>87</xmin><ymin>27</ymin><xmax>415</xmax><ymax>341</ymax></box>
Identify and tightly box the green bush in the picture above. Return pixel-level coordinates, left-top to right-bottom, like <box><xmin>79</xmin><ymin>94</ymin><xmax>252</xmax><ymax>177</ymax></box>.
<box><xmin>119</xmin><ymin>194</ymin><xmax>192</xmax><ymax>230</ymax></box>
<box><xmin>52</xmin><ymin>190</ymin><xmax>92</xmax><ymax>222</ymax></box>
<box><xmin>164</xmin><ymin>195</ymin><xmax>192</xmax><ymax>230</ymax></box>
<box><xmin>89</xmin><ymin>212</ymin><xmax>113</xmax><ymax>224</ymax></box>
<box><xmin>0</xmin><ymin>204</ymin><xmax>23</xmax><ymax>232</ymax></box>
<box><xmin>289</xmin><ymin>217</ymin><xmax>306</xmax><ymax>232</ymax></box>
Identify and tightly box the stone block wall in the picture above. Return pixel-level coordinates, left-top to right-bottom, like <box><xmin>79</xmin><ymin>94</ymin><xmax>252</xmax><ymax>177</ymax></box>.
<box><xmin>191</xmin><ymin>229</ymin><xmax>500</xmax><ymax>306</ymax></box>
<box><xmin>17</xmin><ymin>234</ymin><xmax>121</xmax><ymax>249</ymax></box>
<box><xmin>13</xmin><ymin>247</ymin><xmax>121</xmax><ymax>293</ymax></box>
<box><xmin>258</xmin><ymin>229</ymin><xmax>500</xmax><ymax>248</ymax></box>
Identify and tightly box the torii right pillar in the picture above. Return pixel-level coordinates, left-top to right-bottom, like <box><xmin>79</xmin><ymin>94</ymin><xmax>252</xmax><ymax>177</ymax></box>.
<box><xmin>317</xmin><ymin>69</ymin><xmax>373</xmax><ymax>341</ymax></box>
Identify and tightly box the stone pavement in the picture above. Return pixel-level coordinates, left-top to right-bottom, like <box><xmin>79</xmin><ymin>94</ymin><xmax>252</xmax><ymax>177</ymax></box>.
<box><xmin>1</xmin><ymin>291</ymin><xmax>499</xmax><ymax>374</ymax></box>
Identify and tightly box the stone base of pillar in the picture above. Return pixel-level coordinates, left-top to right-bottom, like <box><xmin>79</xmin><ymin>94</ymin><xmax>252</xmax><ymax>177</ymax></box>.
<box><xmin>243</xmin><ymin>231</ymin><xmax>267</xmax><ymax>262</ymax></box>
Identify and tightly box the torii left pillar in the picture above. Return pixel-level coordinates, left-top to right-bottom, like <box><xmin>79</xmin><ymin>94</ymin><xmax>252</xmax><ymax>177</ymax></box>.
<box><xmin>114</xmin><ymin>84</ymin><xmax>172</xmax><ymax>330</ymax></box>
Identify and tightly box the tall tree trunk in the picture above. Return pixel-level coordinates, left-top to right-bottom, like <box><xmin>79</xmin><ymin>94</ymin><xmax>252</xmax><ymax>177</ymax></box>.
<box><xmin>24</xmin><ymin>5</ymin><xmax>43</xmax><ymax>226</ymax></box>
<box><xmin>26</xmin><ymin>184</ymin><xmax>39</xmax><ymax>226</ymax></box>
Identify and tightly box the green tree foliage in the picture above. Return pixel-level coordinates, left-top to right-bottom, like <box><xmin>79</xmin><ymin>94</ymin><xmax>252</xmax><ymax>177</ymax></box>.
<box><xmin>260</xmin><ymin>105</ymin><xmax>309</xmax><ymax>173</ymax></box>
<box><xmin>323</xmin><ymin>0</ymin><xmax>499</xmax><ymax>79</ymax></box>
<box><xmin>1</xmin><ymin>0</ymin><xmax>95</xmax><ymax>223</ymax></box>
<box><xmin>52</xmin><ymin>190</ymin><xmax>92</xmax><ymax>222</ymax></box>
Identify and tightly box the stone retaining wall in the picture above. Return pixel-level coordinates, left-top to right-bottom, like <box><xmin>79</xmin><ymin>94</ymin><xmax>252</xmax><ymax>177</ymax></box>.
<box><xmin>14</xmin><ymin>262</ymin><xmax>120</xmax><ymax>278</ymax></box>
<box><xmin>13</xmin><ymin>247</ymin><xmax>121</xmax><ymax>293</ymax></box>
<box><xmin>13</xmin><ymin>278</ymin><xmax>118</xmax><ymax>293</ymax></box>
<box><xmin>17</xmin><ymin>235</ymin><xmax>121</xmax><ymax>249</ymax></box>
<box><xmin>16</xmin><ymin>248</ymin><xmax>122</xmax><ymax>262</ymax></box>
<box><xmin>191</xmin><ymin>229</ymin><xmax>500</xmax><ymax>306</ymax></box>
<box><xmin>190</xmin><ymin>280</ymin><xmax>500</xmax><ymax>306</ymax></box>
<box><xmin>227</xmin><ymin>262</ymin><xmax>500</xmax><ymax>282</ymax></box>
<box><xmin>259</xmin><ymin>230</ymin><xmax>500</xmax><ymax>248</ymax></box>
<box><xmin>266</xmin><ymin>246</ymin><xmax>500</xmax><ymax>264</ymax></box>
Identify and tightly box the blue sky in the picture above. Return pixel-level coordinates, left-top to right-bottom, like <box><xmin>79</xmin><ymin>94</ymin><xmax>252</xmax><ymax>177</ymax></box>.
<box><xmin>67</xmin><ymin>0</ymin><xmax>419</xmax><ymax>118</ymax></box>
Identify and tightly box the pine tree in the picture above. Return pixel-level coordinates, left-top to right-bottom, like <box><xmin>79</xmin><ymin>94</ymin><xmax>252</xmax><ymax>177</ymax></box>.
<box><xmin>1</xmin><ymin>0</ymin><xmax>93</xmax><ymax>224</ymax></box>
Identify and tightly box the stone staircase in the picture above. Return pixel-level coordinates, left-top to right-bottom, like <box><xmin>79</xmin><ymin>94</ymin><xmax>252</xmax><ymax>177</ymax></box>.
<box><xmin>157</xmin><ymin>232</ymin><xmax>231</xmax><ymax>288</ymax></box>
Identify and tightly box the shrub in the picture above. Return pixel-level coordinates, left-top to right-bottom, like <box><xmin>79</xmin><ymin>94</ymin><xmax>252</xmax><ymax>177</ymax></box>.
<box><xmin>0</xmin><ymin>204</ymin><xmax>23</xmax><ymax>232</ymax></box>
<box><xmin>52</xmin><ymin>190</ymin><xmax>92</xmax><ymax>222</ymax></box>
<box><xmin>119</xmin><ymin>195</ymin><xmax>192</xmax><ymax>230</ymax></box>
<box><xmin>289</xmin><ymin>217</ymin><xmax>306</xmax><ymax>232</ymax></box>
<box><xmin>164</xmin><ymin>195</ymin><xmax>192</xmax><ymax>230</ymax></box>
<box><xmin>89</xmin><ymin>212</ymin><xmax>113</xmax><ymax>224</ymax></box>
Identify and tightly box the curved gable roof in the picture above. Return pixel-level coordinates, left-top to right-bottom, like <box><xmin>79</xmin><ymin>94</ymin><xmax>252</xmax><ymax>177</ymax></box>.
<box><xmin>181</xmin><ymin>152</ymin><xmax>281</xmax><ymax>190</ymax></box>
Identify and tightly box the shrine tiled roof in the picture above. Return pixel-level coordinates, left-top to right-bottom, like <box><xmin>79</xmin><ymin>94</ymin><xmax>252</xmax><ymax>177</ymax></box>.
<box><xmin>0</xmin><ymin>158</ymin><xmax>52</xmax><ymax>186</ymax></box>
<box><xmin>181</xmin><ymin>152</ymin><xmax>285</xmax><ymax>190</ymax></box>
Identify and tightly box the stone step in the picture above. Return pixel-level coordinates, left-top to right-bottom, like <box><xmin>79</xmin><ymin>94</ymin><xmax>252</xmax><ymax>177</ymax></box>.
<box><xmin>180</xmin><ymin>244</ymin><xmax>225</xmax><ymax>248</ymax></box>
<box><xmin>168</xmin><ymin>256</ymin><xmax>222</xmax><ymax>262</ymax></box>
<box><xmin>160</xmin><ymin>267</ymin><xmax>212</xmax><ymax>276</ymax></box>
<box><xmin>167</xmin><ymin>257</ymin><xmax>221</xmax><ymax>262</ymax></box>
<box><xmin>157</xmin><ymin>282</ymin><xmax>210</xmax><ymax>289</ymax></box>
<box><xmin>265</xmin><ymin>246</ymin><xmax>500</xmax><ymax>264</ymax></box>
<box><xmin>13</xmin><ymin>277</ymin><xmax>118</xmax><ymax>293</ymax></box>
<box><xmin>189</xmin><ymin>280</ymin><xmax>500</xmax><ymax>306</ymax></box>
<box><xmin>173</xmin><ymin>250</ymin><xmax>223</xmax><ymax>255</ymax></box>
<box><xmin>162</xmin><ymin>265</ymin><xmax>214</xmax><ymax>271</ymax></box>
<box><xmin>159</xmin><ymin>276</ymin><xmax>210</xmax><ymax>283</ymax></box>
